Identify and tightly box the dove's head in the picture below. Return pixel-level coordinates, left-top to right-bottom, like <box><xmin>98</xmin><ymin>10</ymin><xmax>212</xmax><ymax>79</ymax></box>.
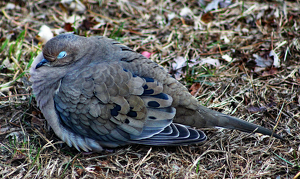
<box><xmin>35</xmin><ymin>33</ymin><xmax>89</xmax><ymax>69</ymax></box>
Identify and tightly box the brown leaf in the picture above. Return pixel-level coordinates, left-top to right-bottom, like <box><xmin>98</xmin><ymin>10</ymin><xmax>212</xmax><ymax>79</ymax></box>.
<box><xmin>201</xmin><ymin>12</ymin><xmax>213</xmax><ymax>23</ymax></box>
<box><xmin>76</xmin><ymin>168</ymin><xmax>84</xmax><ymax>176</ymax></box>
<box><xmin>31</xmin><ymin>111</ymin><xmax>45</xmax><ymax>129</ymax></box>
<box><xmin>64</xmin><ymin>23</ymin><xmax>73</xmax><ymax>32</ymax></box>
<box><xmin>261</xmin><ymin>67</ymin><xmax>278</xmax><ymax>76</ymax></box>
<box><xmin>81</xmin><ymin>19</ymin><xmax>91</xmax><ymax>30</ymax></box>
<box><xmin>6</xmin><ymin>153</ymin><xmax>26</xmax><ymax>164</ymax></box>
<box><xmin>189</xmin><ymin>83</ymin><xmax>201</xmax><ymax>96</ymax></box>
<box><xmin>94</xmin><ymin>166</ymin><xmax>102</xmax><ymax>172</ymax></box>
<box><xmin>100</xmin><ymin>160</ymin><xmax>110</xmax><ymax>165</ymax></box>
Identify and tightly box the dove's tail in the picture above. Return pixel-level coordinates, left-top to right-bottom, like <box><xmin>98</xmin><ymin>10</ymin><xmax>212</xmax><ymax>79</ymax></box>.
<box><xmin>174</xmin><ymin>105</ymin><xmax>283</xmax><ymax>140</ymax></box>
<box><xmin>199</xmin><ymin>105</ymin><xmax>283</xmax><ymax>140</ymax></box>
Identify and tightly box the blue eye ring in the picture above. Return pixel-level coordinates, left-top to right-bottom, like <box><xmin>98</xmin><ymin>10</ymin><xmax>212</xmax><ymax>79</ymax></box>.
<box><xmin>57</xmin><ymin>51</ymin><xmax>67</xmax><ymax>59</ymax></box>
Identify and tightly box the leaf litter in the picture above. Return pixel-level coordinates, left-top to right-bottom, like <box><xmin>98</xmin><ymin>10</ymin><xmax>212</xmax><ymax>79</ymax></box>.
<box><xmin>0</xmin><ymin>0</ymin><xmax>299</xmax><ymax>178</ymax></box>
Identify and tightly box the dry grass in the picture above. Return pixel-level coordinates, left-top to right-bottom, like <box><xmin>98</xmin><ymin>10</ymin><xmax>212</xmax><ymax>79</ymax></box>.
<box><xmin>0</xmin><ymin>0</ymin><xmax>299</xmax><ymax>178</ymax></box>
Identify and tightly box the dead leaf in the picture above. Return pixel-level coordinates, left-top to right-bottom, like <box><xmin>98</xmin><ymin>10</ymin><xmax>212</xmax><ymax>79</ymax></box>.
<box><xmin>5</xmin><ymin>131</ymin><xmax>24</xmax><ymax>141</ymax></box>
<box><xmin>220</xmin><ymin>34</ymin><xmax>230</xmax><ymax>44</ymax></box>
<box><xmin>201</xmin><ymin>12</ymin><xmax>214</xmax><ymax>23</ymax></box>
<box><xmin>6</xmin><ymin>153</ymin><xmax>26</xmax><ymax>164</ymax></box>
<box><xmin>180</xmin><ymin>7</ymin><xmax>193</xmax><ymax>17</ymax></box>
<box><xmin>269</xmin><ymin>50</ymin><xmax>280</xmax><ymax>68</ymax></box>
<box><xmin>254</xmin><ymin>50</ymin><xmax>280</xmax><ymax>68</ymax></box>
<box><xmin>205</xmin><ymin>0</ymin><xmax>220</xmax><ymax>12</ymax></box>
<box><xmin>94</xmin><ymin>166</ymin><xmax>102</xmax><ymax>172</ymax></box>
<box><xmin>0</xmin><ymin>127</ymin><xmax>10</xmax><ymax>135</ymax></box>
<box><xmin>205</xmin><ymin>0</ymin><xmax>231</xmax><ymax>12</ymax></box>
<box><xmin>76</xmin><ymin>168</ymin><xmax>84</xmax><ymax>176</ymax></box>
<box><xmin>5</xmin><ymin>3</ymin><xmax>18</xmax><ymax>10</ymax></box>
<box><xmin>262</xmin><ymin>67</ymin><xmax>278</xmax><ymax>76</ymax></box>
<box><xmin>64</xmin><ymin>23</ymin><xmax>73</xmax><ymax>32</ymax></box>
<box><xmin>31</xmin><ymin>111</ymin><xmax>45</xmax><ymax>128</ymax></box>
<box><xmin>167</xmin><ymin>13</ymin><xmax>176</xmax><ymax>22</ymax></box>
<box><xmin>36</xmin><ymin>25</ymin><xmax>53</xmax><ymax>44</ymax></box>
<box><xmin>100</xmin><ymin>160</ymin><xmax>110</xmax><ymax>165</ymax></box>
<box><xmin>253</xmin><ymin>53</ymin><xmax>273</xmax><ymax>68</ymax></box>
<box><xmin>80</xmin><ymin>19</ymin><xmax>91</xmax><ymax>30</ymax></box>
<box><xmin>189</xmin><ymin>83</ymin><xmax>201</xmax><ymax>96</ymax></box>
<box><xmin>247</xmin><ymin>105</ymin><xmax>267</xmax><ymax>113</ymax></box>
<box><xmin>172</xmin><ymin>56</ymin><xmax>187</xmax><ymax>70</ymax></box>
<box><xmin>60</xmin><ymin>0</ymin><xmax>86</xmax><ymax>13</ymax></box>
<box><xmin>222</xmin><ymin>54</ymin><xmax>233</xmax><ymax>62</ymax></box>
<box><xmin>200</xmin><ymin>57</ymin><xmax>220</xmax><ymax>67</ymax></box>
<box><xmin>141</xmin><ymin>51</ymin><xmax>152</xmax><ymax>58</ymax></box>
<box><xmin>172</xmin><ymin>56</ymin><xmax>187</xmax><ymax>80</ymax></box>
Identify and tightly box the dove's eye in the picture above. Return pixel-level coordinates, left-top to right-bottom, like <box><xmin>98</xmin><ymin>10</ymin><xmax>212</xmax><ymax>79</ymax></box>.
<box><xmin>57</xmin><ymin>51</ymin><xmax>67</xmax><ymax>59</ymax></box>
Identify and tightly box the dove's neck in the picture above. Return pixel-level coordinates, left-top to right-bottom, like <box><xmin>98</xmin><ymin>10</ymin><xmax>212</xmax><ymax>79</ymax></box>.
<box><xmin>31</xmin><ymin>68</ymin><xmax>64</xmax><ymax>109</ymax></box>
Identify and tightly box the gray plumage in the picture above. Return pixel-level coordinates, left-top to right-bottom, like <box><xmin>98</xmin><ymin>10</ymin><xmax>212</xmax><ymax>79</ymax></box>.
<box><xmin>30</xmin><ymin>33</ymin><xmax>282</xmax><ymax>152</ymax></box>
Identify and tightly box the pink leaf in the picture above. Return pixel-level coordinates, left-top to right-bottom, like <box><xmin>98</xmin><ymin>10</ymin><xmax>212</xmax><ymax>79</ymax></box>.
<box><xmin>141</xmin><ymin>51</ymin><xmax>152</xmax><ymax>58</ymax></box>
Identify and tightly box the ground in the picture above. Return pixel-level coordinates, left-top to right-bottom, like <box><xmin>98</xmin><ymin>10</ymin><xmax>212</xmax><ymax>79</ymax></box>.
<box><xmin>0</xmin><ymin>0</ymin><xmax>299</xmax><ymax>178</ymax></box>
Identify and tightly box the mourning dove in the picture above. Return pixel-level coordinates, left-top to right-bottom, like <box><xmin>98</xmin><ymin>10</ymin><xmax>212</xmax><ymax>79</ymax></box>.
<box><xmin>30</xmin><ymin>33</ymin><xmax>282</xmax><ymax>152</ymax></box>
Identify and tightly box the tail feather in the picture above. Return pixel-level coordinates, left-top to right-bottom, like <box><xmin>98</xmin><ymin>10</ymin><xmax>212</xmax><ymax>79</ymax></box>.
<box><xmin>174</xmin><ymin>105</ymin><xmax>283</xmax><ymax>140</ymax></box>
<box><xmin>214</xmin><ymin>113</ymin><xmax>283</xmax><ymax>140</ymax></box>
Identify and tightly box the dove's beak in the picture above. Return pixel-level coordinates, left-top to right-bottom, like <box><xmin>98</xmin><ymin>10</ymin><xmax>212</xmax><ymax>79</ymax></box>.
<box><xmin>36</xmin><ymin>58</ymin><xmax>49</xmax><ymax>69</ymax></box>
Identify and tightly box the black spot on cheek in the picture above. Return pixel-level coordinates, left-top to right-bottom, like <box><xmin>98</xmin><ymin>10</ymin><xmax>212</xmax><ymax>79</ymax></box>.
<box><xmin>148</xmin><ymin>101</ymin><xmax>160</xmax><ymax>107</ymax></box>
<box><xmin>149</xmin><ymin>116</ymin><xmax>156</xmax><ymax>119</ymax></box>
<box><xmin>125</xmin><ymin>119</ymin><xmax>130</xmax><ymax>124</ymax></box>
